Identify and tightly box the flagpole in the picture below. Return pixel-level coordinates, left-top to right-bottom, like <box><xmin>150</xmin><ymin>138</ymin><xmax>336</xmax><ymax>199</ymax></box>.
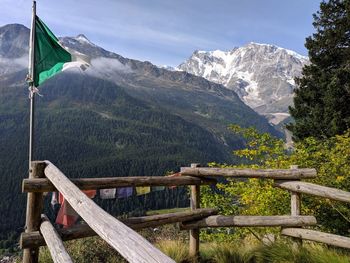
<box><xmin>23</xmin><ymin>1</ymin><xmax>38</xmax><ymax>263</ymax></box>
<box><xmin>28</xmin><ymin>0</ymin><xmax>36</xmax><ymax>170</ymax></box>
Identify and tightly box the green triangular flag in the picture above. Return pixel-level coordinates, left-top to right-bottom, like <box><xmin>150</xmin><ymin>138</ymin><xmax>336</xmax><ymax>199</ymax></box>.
<box><xmin>34</xmin><ymin>16</ymin><xmax>89</xmax><ymax>87</ymax></box>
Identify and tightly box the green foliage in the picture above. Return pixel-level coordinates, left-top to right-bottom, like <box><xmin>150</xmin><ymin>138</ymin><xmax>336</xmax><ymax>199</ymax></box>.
<box><xmin>230</xmin><ymin>124</ymin><xmax>286</xmax><ymax>165</ymax></box>
<box><xmin>288</xmin><ymin>0</ymin><xmax>350</xmax><ymax>140</ymax></box>
<box><xmin>288</xmin><ymin>133</ymin><xmax>350</xmax><ymax>234</ymax></box>
<box><xmin>201</xmin><ymin>126</ymin><xmax>350</xmax><ymax>241</ymax></box>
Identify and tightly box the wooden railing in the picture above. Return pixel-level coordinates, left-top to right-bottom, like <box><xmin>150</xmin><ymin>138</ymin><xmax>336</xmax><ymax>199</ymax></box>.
<box><xmin>21</xmin><ymin>161</ymin><xmax>350</xmax><ymax>263</ymax></box>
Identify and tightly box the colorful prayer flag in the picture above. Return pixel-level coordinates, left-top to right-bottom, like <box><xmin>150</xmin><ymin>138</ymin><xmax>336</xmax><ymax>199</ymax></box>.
<box><xmin>55</xmin><ymin>193</ymin><xmax>79</xmax><ymax>228</ymax></box>
<box><xmin>117</xmin><ymin>187</ymin><xmax>133</xmax><ymax>198</ymax></box>
<box><xmin>100</xmin><ymin>188</ymin><xmax>116</xmax><ymax>199</ymax></box>
<box><xmin>151</xmin><ymin>186</ymin><xmax>165</xmax><ymax>192</ymax></box>
<box><xmin>136</xmin><ymin>186</ymin><xmax>151</xmax><ymax>196</ymax></box>
<box><xmin>55</xmin><ymin>190</ymin><xmax>96</xmax><ymax>228</ymax></box>
<box><xmin>83</xmin><ymin>190</ymin><xmax>97</xmax><ymax>199</ymax></box>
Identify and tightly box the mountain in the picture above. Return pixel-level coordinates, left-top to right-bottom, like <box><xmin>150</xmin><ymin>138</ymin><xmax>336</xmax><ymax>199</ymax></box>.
<box><xmin>177</xmin><ymin>42</ymin><xmax>308</xmax><ymax>124</ymax></box>
<box><xmin>0</xmin><ymin>24</ymin><xmax>280</xmax><ymax>253</ymax></box>
<box><xmin>0</xmin><ymin>24</ymin><xmax>28</xmax><ymax>75</ymax></box>
<box><xmin>59</xmin><ymin>35</ymin><xmax>280</xmax><ymax>143</ymax></box>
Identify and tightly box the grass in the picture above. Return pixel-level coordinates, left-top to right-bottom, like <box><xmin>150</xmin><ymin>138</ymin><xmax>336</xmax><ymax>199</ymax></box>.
<box><xmin>156</xmin><ymin>239</ymin><xmax>350</xmax><ymax>263</ymax></box>
<box><xmin>157</xmin><ymin>240</ymin><xmax>191</xmax><ymax>262</ymax></box>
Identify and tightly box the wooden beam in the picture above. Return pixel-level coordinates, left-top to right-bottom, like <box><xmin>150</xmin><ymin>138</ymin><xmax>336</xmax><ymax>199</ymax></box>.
<box><xmin>22</xmin><ymin>176</ymin><xmax>216</xmax><ymax>192</ymax></box>
<box><xmin>282</xmin><ymin>228</ymin><xmax>350</xmax><ymax>249</ymax></box>
<box><xmin>125</xmin><ymin>208</ymin><xmax>217</xmax><ymax>229</ymax></box>
<box><xmin>23</xmin><ymin>161</ymin><xmax>46</xmax><ymax>263</ymax></box>
<box><xmin>291</xmin><ymin>192</ymin><xmax>301</xmax><ymax>216</ymax></box>
<box><xmin>289</xmin><ymin>165</ymin><xmax>301</xmax><ymax>217</ymax></box>
<box><xmin>181</xmin><ymin>167</ymin><xmax>317</xmax><ymax>179</ymax></box>
<box><xmin>40</xmin><ymin>215</ymin><xmax>73</xmax><ymax>263</ymax></box>
<box><xmin>43</xmin><ymin>161</ymin><xmax>174</xmax><ymax>263</ymax></box>
<box><xmin>180</xmin><ymin>215</ymin><xmax>317</xmax><ymax>230</ymax></box>
<box><xmin>188</xmin><ymin>163</ymin><xmax>200</xmax><ymax>262</ymax></box>
<box><xmin>20</xmin><ymin>208</ymin><xmax>218</xmax><ymax>249</ymax></box>
<box><xmin>289</xmin><ymin>165</ymin><xmax>302</xmax><ymax>245</ymax></box>
<box><xmin>275</xmin><ymin>181</ymin><xmax>350</xmax><ymax>203</ymax></box>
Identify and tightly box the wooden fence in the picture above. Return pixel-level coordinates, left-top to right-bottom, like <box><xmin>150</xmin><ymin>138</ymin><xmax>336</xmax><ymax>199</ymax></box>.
<box><xmin>21</xmin><ymin>161</ymin><xmax>350</xmax><ymax>263</ymax></box>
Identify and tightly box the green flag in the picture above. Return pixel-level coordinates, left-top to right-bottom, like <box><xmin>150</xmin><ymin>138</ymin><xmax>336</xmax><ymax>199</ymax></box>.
<box><xmin>34</xmin><ymin>16</ymin><xmax>89</xmax><ymax>87</ymax></box>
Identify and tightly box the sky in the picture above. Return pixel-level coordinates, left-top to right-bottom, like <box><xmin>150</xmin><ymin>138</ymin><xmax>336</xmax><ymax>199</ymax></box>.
<box><xmin>0</xmin><ymin>0</ymin><xmax>320</xmax><ymax>66</ymax></box>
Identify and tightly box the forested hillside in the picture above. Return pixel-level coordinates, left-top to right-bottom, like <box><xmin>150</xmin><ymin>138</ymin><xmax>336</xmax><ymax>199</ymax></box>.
<box><xmin>0</xmin><ymin>72</ymin><xmax>231</xmax><ymax>252</ymax></box>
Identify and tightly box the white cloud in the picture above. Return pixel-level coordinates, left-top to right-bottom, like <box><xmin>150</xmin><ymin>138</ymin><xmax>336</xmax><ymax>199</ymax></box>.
<box><xmin>86</xmin><ymin>57</ymin><xmax>132</xmax><ymax>79</ymax></box>
<box><xmin>0</xmin><ymin>55</ymin><xmax>28</xmax><ymax>74</ymax></box>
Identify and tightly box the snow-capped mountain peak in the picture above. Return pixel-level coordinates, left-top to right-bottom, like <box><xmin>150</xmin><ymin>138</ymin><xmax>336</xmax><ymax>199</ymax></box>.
<box><xmin>75</xmin><ymin>34</ymin><xmax>96</xmax><ymax>46</ymax></box>
<box><xmin>178</xmin><ymin>42</ymin><xmax>309</xmax><ymax>123</ymax></box>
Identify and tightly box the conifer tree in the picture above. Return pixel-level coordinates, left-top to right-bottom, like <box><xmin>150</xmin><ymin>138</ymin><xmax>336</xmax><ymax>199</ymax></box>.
<box><xmin>288</xmin><ymin>0</ymin><xmax>350</xmax><ymax>140</ymax></box>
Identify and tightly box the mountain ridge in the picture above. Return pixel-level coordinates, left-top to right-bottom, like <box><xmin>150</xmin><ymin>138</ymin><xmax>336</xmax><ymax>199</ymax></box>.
<box><xmin>178</xmin><ymin>42</ymin><xmax>308</xmax><ymax>124</ymax></box>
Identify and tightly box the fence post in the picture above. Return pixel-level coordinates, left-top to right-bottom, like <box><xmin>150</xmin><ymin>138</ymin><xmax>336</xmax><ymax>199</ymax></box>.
<box><xmin>23</xmin><ymin>161</ymin><xmax>46</xmax><ymax>263</ymax></box>
<box><xmin>290</xmin><ymin>165</ymin><xmax>302</xmax><ymax>245</ymax></box>
<box><xmin>290</xmin><ymin>165</ymin><xmax>301</xmax><ymax>216</ymax></box>
<box><xmin>189</xmin><ymin>163</ymin><xmax>200</xmax><ymax>262</ymax></box>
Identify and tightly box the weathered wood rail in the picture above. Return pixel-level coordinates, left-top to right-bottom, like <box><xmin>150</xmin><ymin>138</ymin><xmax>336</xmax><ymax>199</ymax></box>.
<box><xmin>282</xmin><ymin>228</ymin><xmax>350</xmax><ymax>249</ymax></box>
<box><xmin>22</xmin><ymin>176</ymin><xmax>215</xmax><ymax>192</ymax></box>
<box><xmin>180</xmin><ymin>215</ymin><xmax>317</xmax><ymax>230</ymax></box>
<box><xmin>39</xmin><ymin>215</ymin><xmax>73</xmax><ymax>263</ymax></box>
<box><xmin>181</xmin><ymin>167</ymin><xmax>317</xmax><ymax>179</ymax></box>
<box><xmin>275</xmin><ymin>181</ymin><xmax>350</xmax><ymax>203</ymax></box>
<box><xmin>21</xmin><ymin>161</ymin><xmax>350</xmax><ymax>263</ymax></box>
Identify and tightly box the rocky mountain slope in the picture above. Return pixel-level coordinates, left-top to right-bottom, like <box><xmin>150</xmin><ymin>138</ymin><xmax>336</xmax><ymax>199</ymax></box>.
<box><xmin>178</xmin><ymin>42</ymin><xmax>308</xmax><ymax>124</ymax></box>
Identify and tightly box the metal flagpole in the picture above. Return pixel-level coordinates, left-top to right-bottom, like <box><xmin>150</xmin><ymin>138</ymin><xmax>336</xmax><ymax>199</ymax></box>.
<box><xmin>23</xmin><ymin>2</ymin><xmax>38</xmax><ymax>263</ymax></box>
<box><xmin>28</xmin><ymin>0</ymin><xmax>36</xmax><ymax>170</ymax></box>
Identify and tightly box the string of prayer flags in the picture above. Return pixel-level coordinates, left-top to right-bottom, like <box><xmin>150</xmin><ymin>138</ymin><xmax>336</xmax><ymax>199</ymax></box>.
<box><xmin>117</xmin><ymin>187</ymin><xmax>133</xmax><ymax>198</ymax></box>
<box><xmin>136</xmin><ymin>186</ymin><xmax>151</xmax><ymax>196</ymax></box>
<box><xmin>100</xmin><ymin>188</ymin><xmax>116</xmax><ymax>199</ymax></box>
